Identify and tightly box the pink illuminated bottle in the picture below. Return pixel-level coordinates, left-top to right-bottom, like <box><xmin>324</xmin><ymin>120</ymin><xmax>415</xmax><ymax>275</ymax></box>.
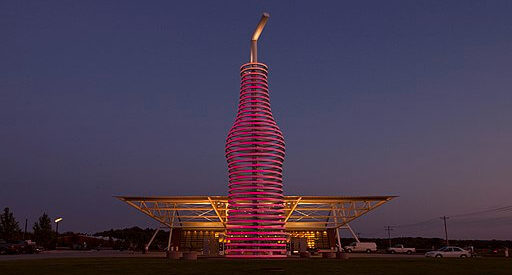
<box><xmin>225</xmin><ymin>13</ymin><xmax>287</xmax><ymax>258</ymax></box>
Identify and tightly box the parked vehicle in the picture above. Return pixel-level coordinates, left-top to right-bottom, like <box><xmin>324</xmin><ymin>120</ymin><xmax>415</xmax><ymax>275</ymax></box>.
<box><xmin>3</xmin><ymin>241</ymin><xmax>40</xmax><ymax>254</ymax></box>
<box><xmin>425</xmin><ymin>246</ymin><xmax>471</xmax><ymax>258</ymax></box>
<box><xmin>5</xmin><ymin>241</ymin><xmax>22</xmax><ymax>254</ymax></box>
<box><xmin>343</xmin><ymin>242</ymin><xmax>377</xmax><ymax>253</ymax></box>
<box><xmin>387</xmin><ymin>244</ymin><xmax>416</xmax><ymax>254</ymax></box>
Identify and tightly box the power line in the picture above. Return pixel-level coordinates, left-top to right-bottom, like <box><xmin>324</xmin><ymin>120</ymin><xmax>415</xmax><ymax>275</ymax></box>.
<box><xmin>451</xmin><ymin>205</ymin><xmax>512</xmax><ymax>218</ymax></box>
<box><xmin>393</xmin><ymin>218</ymin><xmax>438</xmax><ymax>228</ymax></box>
<box><xmin>392</xmin><ymin>203</ymin><xmax>512</xmax><ymax>230</ymax></box>
<box><xmin>358</xmin><ymin>203</ymin><xmax>512</xmax><ymax>238</ymax></box>
<box><xmin>449</xmin><ymin>215</ymin><xmax>512</xmax><ymax>226</ymax></box>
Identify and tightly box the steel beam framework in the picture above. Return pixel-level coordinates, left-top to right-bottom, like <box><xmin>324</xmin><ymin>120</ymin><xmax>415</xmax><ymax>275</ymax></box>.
<box><xmin>116</xmin><ymin>196</ymin><xmax>395</xmax><ymax>231</ymax></box>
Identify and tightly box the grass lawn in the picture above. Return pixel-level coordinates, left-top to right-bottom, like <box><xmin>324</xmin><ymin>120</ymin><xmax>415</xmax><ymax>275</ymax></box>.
<box><xmin>0</xmin><ymin>257</ymin><xmax>511</xmax><ymax>275</ymax></box>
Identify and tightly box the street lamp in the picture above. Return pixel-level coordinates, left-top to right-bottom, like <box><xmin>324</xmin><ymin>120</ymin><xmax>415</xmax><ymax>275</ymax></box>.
<box><xmin>55</xmin><ymin>217</ymin><xmax>63</xmax><ymax>246</ymax></box>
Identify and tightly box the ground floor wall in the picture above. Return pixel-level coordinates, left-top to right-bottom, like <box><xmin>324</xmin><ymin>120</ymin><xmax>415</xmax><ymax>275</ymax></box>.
<box><xmin>169</xmin><ymin>229</ymin><xmax>338</xmax><ymax>255</ymax></box>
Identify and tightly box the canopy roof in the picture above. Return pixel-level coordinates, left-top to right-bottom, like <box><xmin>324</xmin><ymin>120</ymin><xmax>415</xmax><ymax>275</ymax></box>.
<box><xmin>116</xmin><ymin>195</ymin><xmax>395</xmax><ymax>230</ymax></box>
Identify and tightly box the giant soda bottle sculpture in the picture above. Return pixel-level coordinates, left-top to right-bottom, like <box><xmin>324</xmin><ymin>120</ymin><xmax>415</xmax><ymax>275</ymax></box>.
<box><xmin>225</xmin><ymin>13</ymin><xmax>287</xmax><ymax>258</ymax></box>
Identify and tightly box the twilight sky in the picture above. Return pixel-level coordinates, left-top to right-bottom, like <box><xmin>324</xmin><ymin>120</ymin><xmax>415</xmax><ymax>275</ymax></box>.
<box><xmin>1</xmin><ymin>1</ymin><xmax>511</xmax><ymax>239</ymax></box>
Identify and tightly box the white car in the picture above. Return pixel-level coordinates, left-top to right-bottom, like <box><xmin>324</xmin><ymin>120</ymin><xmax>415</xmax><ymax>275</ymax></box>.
<box><xmin>425</xmin><ymin>246</ymin><xmax>471</xmax><ymax>258</ymax></box>
<box><xmin>343</xmin><ymin>242</ymin><xmax>377</xmax><ymax>253</ymax></box>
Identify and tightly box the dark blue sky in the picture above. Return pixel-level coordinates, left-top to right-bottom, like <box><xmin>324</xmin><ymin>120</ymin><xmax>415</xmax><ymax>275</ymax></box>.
<box><xmin>2</xmin><ymin>1</ymin><xmax>511</xmax><ymax>239</ymax></box>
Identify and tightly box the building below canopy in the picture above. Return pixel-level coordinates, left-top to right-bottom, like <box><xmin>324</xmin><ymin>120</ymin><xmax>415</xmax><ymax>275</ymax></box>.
<box><xmin>116</xmin><ymin>195</ymin><xmax>395</xmax><ymax>256</ymax></box>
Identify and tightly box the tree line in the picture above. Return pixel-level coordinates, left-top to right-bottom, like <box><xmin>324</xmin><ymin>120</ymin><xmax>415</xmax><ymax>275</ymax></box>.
<box><xmin>0</xmin><ymin>207</ymin><xmax>55</xmax><ymax>249</ymax></box>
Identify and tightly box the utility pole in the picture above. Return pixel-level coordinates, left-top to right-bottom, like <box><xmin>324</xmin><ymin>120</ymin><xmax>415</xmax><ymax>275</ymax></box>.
<box><xmin>23</xmin><ymin>219</ymin><xmax>27</xmax><ymax>240</ymax></box>
<box><xmin>440</xmin><ymin>216</ymin><xmax>449</xmax><ymax>246</ymax></box>
<box><xmin>384</xmin><ymin>226</ymin><xmax>394</xmax><ymax>247</ymax></box>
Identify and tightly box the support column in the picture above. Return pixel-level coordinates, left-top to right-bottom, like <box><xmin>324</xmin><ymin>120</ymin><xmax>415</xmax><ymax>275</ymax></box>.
<box><xmin>345</xmin><ymin>224</ymin><xmax>360</xmax><ymax>243</ymax></box>
<box><xmin>167</xmin><ymin>209</ymin><xmax>176</xmax><ymax>251</ymax></box>
<box><xmin>332</xmin><ymin>205</ymin><xmax>342</xmax><ymax>251</ymax></box>
<box><xmin>145</xmin><ymin>228</ymin><xmax>160</xmax><ymax>251</ymax></box>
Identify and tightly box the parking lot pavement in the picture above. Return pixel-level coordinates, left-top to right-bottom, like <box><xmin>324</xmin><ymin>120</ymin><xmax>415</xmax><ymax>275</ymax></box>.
<box><xmin>0</xmin><ymin>250</ymin><xmax>426</xmax><ymax>261</ymax></box>
<box><xmin>346</xmin><ymin>253</ymin><xmax>424</xmax><ymax>258</ymax></box>
<box><xmin>0</xmin><ymin>250</ymin><xmax>166</xmax><ymax>261</ymax></box>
